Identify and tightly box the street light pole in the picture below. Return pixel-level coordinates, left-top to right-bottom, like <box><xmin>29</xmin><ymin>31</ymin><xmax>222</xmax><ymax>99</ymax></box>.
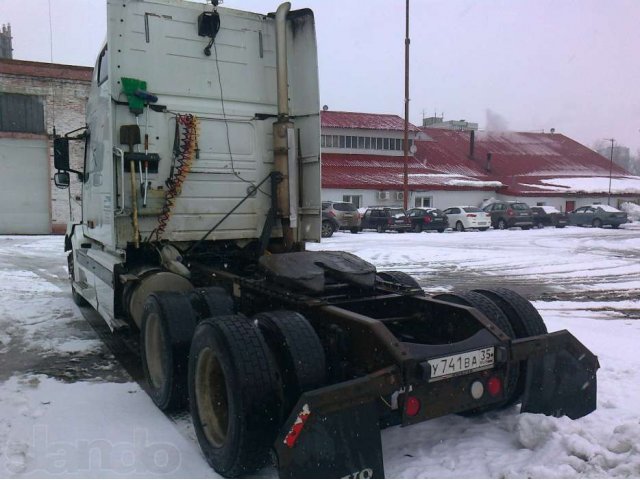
<box><xmin>607</xmin><ymin>138</ymin><xmax>615</xmax><ymax>206</ymax></box>
<box><xmin>402</xmin><ymin>0</ymin><xmax>410</xmax><ymax>210</ymax></box>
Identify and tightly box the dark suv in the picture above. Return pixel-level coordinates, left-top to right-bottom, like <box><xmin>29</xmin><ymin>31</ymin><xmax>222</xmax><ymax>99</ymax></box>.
<box><xmin>361</xmin><ymin>207</ymin><xmax>411</xmax><ymax>232</ymax></box>
<box><xmin>530</xmin><ymin>206</ymin><xmax>568</xmax><ymax>228</ymax></box>
<box><xmin>406</xmin><ymin>208</ymin><xmax>448</xmax><ymax>232</ymax></box>
<box><xmin>483</xmin><ymin>201</ymin><xmax>533</xmax><ymax>230</ymax></box>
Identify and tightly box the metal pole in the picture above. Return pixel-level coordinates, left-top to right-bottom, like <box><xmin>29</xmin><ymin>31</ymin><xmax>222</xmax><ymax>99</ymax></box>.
<box><xmin>608</xmin><ymin>138</ymin><xmax>614</xmax><ymax>206</ymax></box>
<box><xmin>403</xmin><ymin>0</ymin><xmax>410</xmax><ymax>210</ymax></box>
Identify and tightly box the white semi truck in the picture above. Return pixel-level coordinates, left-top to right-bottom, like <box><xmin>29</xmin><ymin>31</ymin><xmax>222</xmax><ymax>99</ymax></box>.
<box><xmin>53</xmin><ymin>1</ymin><xmax>599</xmax><ymax>478</ymax></box>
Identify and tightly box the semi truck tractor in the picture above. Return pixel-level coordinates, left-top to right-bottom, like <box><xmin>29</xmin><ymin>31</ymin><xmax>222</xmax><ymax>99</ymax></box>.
<box><xmin>53</xmin><ymin>0</ymin><xmax>599</xmax><ymax>478</ymax></box>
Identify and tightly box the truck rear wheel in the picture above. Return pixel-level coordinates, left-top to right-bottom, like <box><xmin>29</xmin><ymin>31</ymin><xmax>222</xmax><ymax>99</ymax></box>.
<box><xmin>140</xmin><ymin>292</ymin><xmax>197</xmax><ymax>412</ymax></box>
<box><xmin>472</xmin><ymin>288</ymin><xmax>548</xmax><ymax>403</ymax></box>
<box><xmin>188</xmin><ymin>287</ymin><xmax>235</xmax><ymax>321</ymax></box>
<box><xmin>255</xmin><ymin>311</ymin><xmax>326</xmax><ymax>420</ymax></box>
<box><xmin>433</xmin><ymin>290</ymin><xmax>519</xmax><ymax>413</ymax></box>
<box><xmin>189</xmin><ymin>315</ymin><xmax>280</xmax><ymax>477</ymax></box>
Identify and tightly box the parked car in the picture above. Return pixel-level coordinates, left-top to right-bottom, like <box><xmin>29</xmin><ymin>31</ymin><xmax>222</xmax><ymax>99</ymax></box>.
<box><xmin>361</xmin><ymin>207</ymin><xmax>411</xmax><ymax>232</ymax></box>
<box><xmin>321</xmin><ymin>211</ymin><xmax>340</xmax><ymax>238</ymax></box>
<box><xmin>442</xmin><ymin>206</ymin><xmax>491</xmax><ymax>231</ymax></box>
<box><xmin>568</xmin><ymin>205</ymin><xmax>628</xmax><ymax>228</ymax></box>
<box><xmin>483</xmin><ymin>201</ymin><xmax>534</xmax><ymax>230</ymax></box>
<box><xmin>322</xmin><ymin>201</ymin><xmax>361</xmax><ymax>233</ymax></box>
<box><xmin>530</xmin><ymin>206</ymin><xmax>568</xmax><ymax>228</ymax></box>
<box><xmin>406</xmin><ymin>207</ymin><xmax>448</xmax><ymax>232</ymax></box>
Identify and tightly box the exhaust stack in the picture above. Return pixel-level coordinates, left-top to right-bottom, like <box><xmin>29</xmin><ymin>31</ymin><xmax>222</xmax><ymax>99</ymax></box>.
<box><xmin>273</xmin><ymin>2</ymin><xmax>298</xmax><ymax>250</ymax></box>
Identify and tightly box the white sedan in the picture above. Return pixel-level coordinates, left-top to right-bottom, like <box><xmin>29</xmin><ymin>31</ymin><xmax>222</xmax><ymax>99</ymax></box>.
<box><xmin>443</xmin><ymin>206</ymin><xmax>492</xmax><ymax>232</ymax></box>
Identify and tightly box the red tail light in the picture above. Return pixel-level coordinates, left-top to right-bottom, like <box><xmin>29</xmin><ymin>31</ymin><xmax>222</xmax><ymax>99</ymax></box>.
<box><xmin>466</xmin><ymin>214</ymin><xmax>477</xmax><ymax>218</ymax></box>
<box><xmin>404</xmin><ymin>396</ymin><xmax>421</xmax><ymax>417</ymax></box>
<box><xmin>423</xmin><ymin>216</ymin><xmax>432</xmax><ymax>223</ymax></box>
<box><xmin>387</xmin><ymin>218</ymin><xmax>393</xmax><ymax>225</ymax></box>
<box><xmin>328</xmin><ymin>211</ymin><xmax>336</xmax><ymax>217</ymax></box>
<box><xmin>507</xmin><ymin>209</ymin><xmax>515</xmax><ymax>216</ymax></box>
<box><xmin>487</xmin><ymin>376</ymin><xmax>502</xmax><ymax>397</ymax></box>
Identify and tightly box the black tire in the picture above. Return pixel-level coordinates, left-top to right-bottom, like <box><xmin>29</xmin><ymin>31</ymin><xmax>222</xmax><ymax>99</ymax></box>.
<box><xmin>455</xmin><ymin>221</ymin><xmax>465</xmax><ymax>232</ymax></box>
<box><xmin>377</xmin><ymin>270</ymin><xmax>425</xmax><ymax>296</ymax></box>
<box><xmin>141</xmin><ymin>291</ymin><xmax>198</xmax><ymax>412</ymax></box>
<box><xmin>350</xmin><ymin>227</ymin><xmax>360</xmax><ymax>234</ymax></box>
<box><xmin>67</xmin><ymin>253</ymin><xmax>88</xmax><ymax>307</ymax></box>
<box><xmin>612</xmin><ymin>224</ymin><xmax>620</xmax><ymax>229</ymax></box>
<box><xmin>376</xmin><ymin>224</ymin><xmax>385</xmax><ymax>233</ymax></box>
<box><xmin>593</xmin><ymin>218</ymin><xmax>602</xmax><ymax>228</ymax></box>
<box><xmin>471</xmin><ymin>288</ymin><xmax>548</xmax><ymax>406</ymax></box>
<box><xmin>555</xmin><ymin>225</ymin><xmax>565</xmax><ymax>229</ymax></box>
<box><xmin>433</xmin><ymin>291</ymin><xmax>519</xmax><ymax>413</ymax></box>
<box><xmin>479</xmin><ymin>227</ymin><xmax>489</xmax><ymax>232</ymax></box>
<box><xmin>413</xmin><ymin>223</ymin><xmax>423</xmax><ymax>233</ymax></box>
<box><xmin>497</xmin><ymin>219</ymin><xmax>507</xmax><ymax>230</ymax></box>
<box><xmin>521</xmin><ymin>226</ymin><xmax>531</xmax><ymax>230</ymax></box>
<box><xmin>189</xmin><ymin>315</ymin><xmax>280</xmax><ymax>477</ymax></box>
<box><xmin>321</xmin><ymin>220</ymin><xmax>334</xmax><ymax>238</ymax></box>
<box><xmin>255</xmin><ymin>311</ymin><xmax>326</xmax><ymax>419</ymax></box>
<box><xmin>189</xmin><ymin>287</ymin><xmax>235</xmax><ymax>321</ymax></box>
<box><xmin>437</xmin><ymin>228</ymin><xmax>445</xmax><ymax>233</ymax></box>
<box><xmin>471</xmin><ymin>288</ymin><xmax>547</xmax><ymax>337</ymax></box>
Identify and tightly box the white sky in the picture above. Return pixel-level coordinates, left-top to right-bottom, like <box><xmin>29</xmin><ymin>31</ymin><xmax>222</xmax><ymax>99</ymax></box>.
<box><xmin>2</xmin><ymin>0</ymin><xmax>639</xmax><ymax>153</ymax></box>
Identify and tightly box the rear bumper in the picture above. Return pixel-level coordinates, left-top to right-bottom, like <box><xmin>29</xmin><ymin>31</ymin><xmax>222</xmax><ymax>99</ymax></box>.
<box><xmin>274</xmin><ymin>329</ymin><xmax>598</xmax><ymax>478</ymax></box>
<box><xmin>509</xmin><ymin>218</ymin><xmax>533</xmax><ymax>227</ymax></box>
<box><xmin>423</xmin><ymin>221</ymin><xmax>448</xmax><ymax>230</ymax></box>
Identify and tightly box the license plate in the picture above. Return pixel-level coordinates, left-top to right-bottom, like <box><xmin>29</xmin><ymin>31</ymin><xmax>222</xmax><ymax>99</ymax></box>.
<box><xmin>428</xmin><ymin>347</ymin><xmax>494</xmax><ymax>382</ymax></box>
<box><xmin>478</xmin><ymin>222</ymin><xmax>487</xmax><ymax>225</ymax></box>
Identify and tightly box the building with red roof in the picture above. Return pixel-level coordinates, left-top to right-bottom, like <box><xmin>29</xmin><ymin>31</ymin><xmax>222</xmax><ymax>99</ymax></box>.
<box><xmin>321</xmin><ymin>109</ymin><xmax>640</xmax><ymax>212</ymax></box>
<box><xmin>321</xmin><ymin>110</ymin><xmax>507</xmax><ymax>209</ymax></box>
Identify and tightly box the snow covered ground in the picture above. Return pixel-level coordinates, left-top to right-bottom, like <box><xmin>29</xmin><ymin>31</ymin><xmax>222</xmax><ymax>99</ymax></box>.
<box><xmin>1</xmin><ymin>226</ymin><xmax>640</xmax><ymax>478</ymax></box>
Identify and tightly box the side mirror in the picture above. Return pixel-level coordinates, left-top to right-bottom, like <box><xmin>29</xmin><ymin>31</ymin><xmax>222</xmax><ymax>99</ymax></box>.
<box><xmin>54</xmin><ymin>171</ymin><xmax>70</xmax><ymax>189</ymax></box>
<box><xmin>54</xmin><ymin>137</ymin><xmax>70</xmax><ymax>171</ymax></box>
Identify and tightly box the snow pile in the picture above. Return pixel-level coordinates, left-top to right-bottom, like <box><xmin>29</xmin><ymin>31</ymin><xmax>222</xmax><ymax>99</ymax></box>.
<box><xmin>0</xmin><ymin>375</ymin><xmax>213</xmax><ymax>478</ymax></box>
<box><xmin>620</xmin><ymin>202</ymin><xmax>640</xmax><ymax>222</ymax></box>
<box><xmin>522</xmin><ymin>176</ymin><xmax>640</xmax><ymax>194</ymax></box>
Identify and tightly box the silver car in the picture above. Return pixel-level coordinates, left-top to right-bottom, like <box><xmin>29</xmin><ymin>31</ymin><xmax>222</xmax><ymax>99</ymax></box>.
<box><xmin>322</xmin><ymin>201</ymin><xmax>361</xmax><ymax>233</ymax></box>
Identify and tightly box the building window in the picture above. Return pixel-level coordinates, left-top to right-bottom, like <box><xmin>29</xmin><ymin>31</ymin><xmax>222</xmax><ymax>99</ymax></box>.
<box><xmin>415</xmin><ymin>196</ymin><xmax>432</xmax><ymax>208</ymax></box>
<box><xmin>0</xmin><ymin>93</ymin><xmax>45</xmax><ymax>133</ymax></box>
<box><xmin>343</xmin><ymin>195</ymin><xmax>362</xmax><ymax>208</ymax></box>
<box><xmin>320</xmin><ymin>135</ymin><xmax>408</xmax><ymax>152</ymax></box>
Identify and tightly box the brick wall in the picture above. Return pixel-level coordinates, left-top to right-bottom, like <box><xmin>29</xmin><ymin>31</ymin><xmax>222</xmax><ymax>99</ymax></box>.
<box><xmin>0</xmin><ymin>61</ymin><xmax>92</xmax><ymax>233</ymax></box>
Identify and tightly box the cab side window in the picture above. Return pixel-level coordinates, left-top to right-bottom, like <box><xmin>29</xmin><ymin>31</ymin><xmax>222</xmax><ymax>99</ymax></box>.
<box><xmin>97</xmin><ymin>46</ymin><xmax>109</xmax><ymax>85</ymax></box>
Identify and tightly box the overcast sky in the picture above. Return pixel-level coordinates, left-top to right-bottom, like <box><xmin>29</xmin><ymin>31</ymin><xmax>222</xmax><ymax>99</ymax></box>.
<box><xmin>2</xmin><ymin>0</ymin><xmax>639</xmax><ymax>153</ymax></box>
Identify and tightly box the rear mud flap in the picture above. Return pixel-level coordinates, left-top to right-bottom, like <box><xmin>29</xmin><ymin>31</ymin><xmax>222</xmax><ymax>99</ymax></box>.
<box><xmin>518</xmin><ymin>331</ymin><xmax>599</xmax><ymax>420</ymax></box>
<box><xmin>274</xmin><ymin>399</ymin><xmax>384</xmax><ymax>479</ymax></box>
